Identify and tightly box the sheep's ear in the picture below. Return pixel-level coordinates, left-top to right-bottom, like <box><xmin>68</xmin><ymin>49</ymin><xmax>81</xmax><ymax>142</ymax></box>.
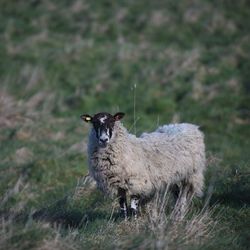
<box><xmin>80</xmin><ymin>114</ymin><xmax>93</xmax><ymax>123</ymax></box>
<box><xmin>114</xmin><ymin>112</ymin><xmax>125</xmax><ymax>121</ymax></box>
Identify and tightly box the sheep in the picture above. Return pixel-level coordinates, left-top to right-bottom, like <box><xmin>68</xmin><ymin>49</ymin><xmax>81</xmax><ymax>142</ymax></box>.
<box><xmin>81</xmin><ymin>112</ymin><xmax>206</xmax><ymax>219</ymax></box>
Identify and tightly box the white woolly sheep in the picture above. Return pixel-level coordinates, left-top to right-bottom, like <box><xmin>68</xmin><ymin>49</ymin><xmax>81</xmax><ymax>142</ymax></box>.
<box><xmin>81</xmin><ymin>112</ymin><xmax>206</xmax><ymax>219</ymax></box>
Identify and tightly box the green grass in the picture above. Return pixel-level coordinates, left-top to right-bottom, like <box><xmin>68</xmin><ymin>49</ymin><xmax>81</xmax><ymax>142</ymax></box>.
<box><xmin>0</xmin><ymin>0</ymin><xmax>250</xmax><ymax>249</ymax></box>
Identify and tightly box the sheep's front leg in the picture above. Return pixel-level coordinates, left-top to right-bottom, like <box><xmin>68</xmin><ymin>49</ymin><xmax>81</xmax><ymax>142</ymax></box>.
<box><xmin>130</xmin><ymin>195</ymin><xmax>139</xmax><ymax>219</ymax></box>
<box><xmin>118</xmin><ymin>188</ymin><xmax>128</xmax><ymax>219</ymax></box>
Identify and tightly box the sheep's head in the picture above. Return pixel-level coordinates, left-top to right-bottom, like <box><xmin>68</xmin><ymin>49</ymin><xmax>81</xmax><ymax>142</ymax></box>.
<box><xmin>81</xmin><ymin>112</ymin><xmax>125</xmax><ymax>147</ymax></box>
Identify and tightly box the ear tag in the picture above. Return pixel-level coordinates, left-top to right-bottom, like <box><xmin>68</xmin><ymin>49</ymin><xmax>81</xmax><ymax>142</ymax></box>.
<box><xmin>85</xmin><ymin>117</ymin><xmax>91</xmax><ymax>121</ymax></box>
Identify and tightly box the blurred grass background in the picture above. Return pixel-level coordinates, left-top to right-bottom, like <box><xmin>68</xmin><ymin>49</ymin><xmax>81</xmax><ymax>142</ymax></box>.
<box><xmin>0</xmin><ymin>0</ymin><xmax>249</xmax><ymax>249</ymax></box>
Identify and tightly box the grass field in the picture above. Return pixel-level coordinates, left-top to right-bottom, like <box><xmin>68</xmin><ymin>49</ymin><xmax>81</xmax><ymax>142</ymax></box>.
<box><xmin>0</xmin><ymin>0</ymin><xmax>250</xmax><ymax>249</ymax></box>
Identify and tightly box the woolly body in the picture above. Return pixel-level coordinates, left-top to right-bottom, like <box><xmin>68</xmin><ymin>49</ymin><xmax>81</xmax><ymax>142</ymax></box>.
<box><xmin>87</xmin><ymin>121</ymin><xmax>205</xmax><ymax>202</ymax></box>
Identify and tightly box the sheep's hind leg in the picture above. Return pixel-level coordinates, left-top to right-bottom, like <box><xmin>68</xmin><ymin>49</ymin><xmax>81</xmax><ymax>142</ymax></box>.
<box><xmin>118</xmin><ymin>188</ymin><xmax>128</xmax><ymax>219</ymax></box>
<box><xmin>130</xmin><ymin>195</ymin><xmax>139</xmax><ymax>219</ymax></box>
<box><xmin>173</xmin><ymin>182</ymin><xmax>193</xmax><ymax>220</ymax></box>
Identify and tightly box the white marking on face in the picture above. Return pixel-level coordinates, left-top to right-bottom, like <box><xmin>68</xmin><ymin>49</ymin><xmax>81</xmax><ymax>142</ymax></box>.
<box><xmin>100</xmin><ymin>131</ymin><xmax>109</xmax><ymax>140</ymax></box>
<box><xmin>100</xmin><ymin>115</ymin><xmax>107</xmax><ymax>124</ymax></box>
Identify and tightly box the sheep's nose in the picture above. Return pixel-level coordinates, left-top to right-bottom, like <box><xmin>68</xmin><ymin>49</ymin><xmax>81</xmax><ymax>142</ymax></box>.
<box><xmin>100</xmin><ymin>138</ymin><xmax>108</xmax><ymax>143</ymax></box>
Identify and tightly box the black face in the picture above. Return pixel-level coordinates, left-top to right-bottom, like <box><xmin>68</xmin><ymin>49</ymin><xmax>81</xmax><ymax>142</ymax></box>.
<box><xmin>92</xmin><ymin>113</ymin><xmax>115</xmax><ymax>145</ymax></box>
<box><xmin>81</xmin><ymin>112</ymin><xmax>125</xmax><ymax>147</ymax></box>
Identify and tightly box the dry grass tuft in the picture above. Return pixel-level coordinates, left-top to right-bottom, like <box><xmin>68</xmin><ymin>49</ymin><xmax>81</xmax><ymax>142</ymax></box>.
<box><xmin>37</xmin><ymin>228</ymin><xmax>80</xmax><ymax>250</ymax></box>
<box><xmin>100</xmin><ymin>189</ymin><xmax>220</xmax><ymax>250</ymax></box>
<box><xmin>136</xmin><ymin>190</ymin><xmax>218</xmax><ymax>249</ymax></box>
<box><xmin>72</xmin><ymin>174</ymin><xmax>97</xmax><ymax>200</ymax></box>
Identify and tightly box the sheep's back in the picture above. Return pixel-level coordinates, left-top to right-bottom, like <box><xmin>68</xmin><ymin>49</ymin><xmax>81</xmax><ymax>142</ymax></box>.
<box><xmin>139</xmin><ymin>123</ymin><xmax>205</xmax><ymax>185</ymax></box>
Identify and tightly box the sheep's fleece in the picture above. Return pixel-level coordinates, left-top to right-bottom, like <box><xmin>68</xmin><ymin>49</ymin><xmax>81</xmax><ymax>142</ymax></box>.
<box><xmin>87</xmin><ymin>120</ymin><xmax>206</xmax><ymax>201</ymax></box>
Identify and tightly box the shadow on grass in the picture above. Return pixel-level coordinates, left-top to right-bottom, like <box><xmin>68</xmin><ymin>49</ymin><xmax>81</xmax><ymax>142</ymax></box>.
<box><xmin>0</xmin><ymin>194</ymin><xmax>118</xmax><ymax>230</ymax></box>
<box><xmin>209</xmin><ymin>177</ymin><xmax>250</xmax><ymax>208</ymax></box>
<box><xmin>32</xmin><ymin>197</ymin><xmax>110</xmax><ymax>228</ymax></box>
<box><xmin>210</xmin><ymin>189</ymin><xmax>250</xmax><ymax>208</ymax></box>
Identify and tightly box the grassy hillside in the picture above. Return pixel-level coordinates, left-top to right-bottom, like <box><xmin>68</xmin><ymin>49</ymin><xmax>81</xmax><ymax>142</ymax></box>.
<box><xmin>0</xmin><ymin>0</ymin><xmax>249</xmax><ymax>249</ymax></box>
